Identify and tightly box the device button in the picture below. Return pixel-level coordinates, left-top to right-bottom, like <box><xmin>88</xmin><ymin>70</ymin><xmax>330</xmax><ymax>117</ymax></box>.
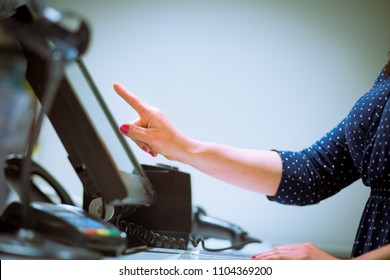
<box><xmin>108</xmin><ymin>230</ymin><xmax>120</xmax><ymax>237</ymax></box>
<box><xmin>96</xmin><ymin>229</ymin><xmax>110</xmax><ymax>236</ymax></box>
<box><xmin>84</xmin><ymin>228</ymin><xmax>97</xmax><ymax>235</ymax></box>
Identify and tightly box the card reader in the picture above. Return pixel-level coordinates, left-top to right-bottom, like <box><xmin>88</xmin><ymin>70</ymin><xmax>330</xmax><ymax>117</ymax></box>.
<box><xmin>1</xmin><ymin>201</ymin><xmax>128</xmax><ymax>256</ymax></box>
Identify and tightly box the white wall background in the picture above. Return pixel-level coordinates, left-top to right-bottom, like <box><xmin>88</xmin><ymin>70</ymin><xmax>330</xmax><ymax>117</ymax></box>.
<box><xmin>39</xmin><ymin>0</ymin><xmax>390</xmax><ymax>256</ymax></box>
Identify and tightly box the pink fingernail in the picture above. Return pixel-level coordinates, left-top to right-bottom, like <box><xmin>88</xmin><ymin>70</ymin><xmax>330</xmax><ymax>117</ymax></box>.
<box><xmin>119</xmin><ymin>124</ymin><xmax>129</xmax><ymax>134</ymax></box>
<box><xmin>142</xmin><ymin>146</ymin><xmax>148</xmax><ymax>152</ymax></box>
<box><xmin>149</xmin><ymin>151</ymin><xmax>157</xmax><ymax>157</ymax></box>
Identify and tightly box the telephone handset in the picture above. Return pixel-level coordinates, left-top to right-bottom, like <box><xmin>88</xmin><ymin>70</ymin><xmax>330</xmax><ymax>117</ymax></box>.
<box><xmin>191</xmin><ymin>206</ymin><xmax>262</xmax><ymax>251</ymax></box>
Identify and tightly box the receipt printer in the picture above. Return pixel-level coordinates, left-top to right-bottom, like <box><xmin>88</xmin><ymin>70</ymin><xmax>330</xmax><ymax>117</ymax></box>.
<box><xmin>113</xmin><ymin>164</ymin><xmax>193</xmax><ymax>250</ymax></box>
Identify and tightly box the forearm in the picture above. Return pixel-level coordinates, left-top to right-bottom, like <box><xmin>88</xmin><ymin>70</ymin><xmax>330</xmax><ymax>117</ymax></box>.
<box><xmin>353</xmin><ymin>244</ymin><xmax>390</xmax><ymax>260</ymax></box>
<box><xmin>176</xmin><ymin>138</ymin><xmax>282</xmax><ymax>196</ymax></box>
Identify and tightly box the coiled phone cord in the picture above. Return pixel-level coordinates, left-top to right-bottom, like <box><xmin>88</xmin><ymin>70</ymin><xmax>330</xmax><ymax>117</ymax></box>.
<box><xmin>117</xmin><ymin>220</ymin><xmax>261</xmax><ymax>252</ymax></box>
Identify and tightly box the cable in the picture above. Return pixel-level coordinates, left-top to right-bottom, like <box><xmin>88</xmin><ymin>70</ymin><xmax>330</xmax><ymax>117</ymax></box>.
<box><xmin>194</xmin><ymin>237</ymin><xmax>262</xmax><ymax>252</ymax></box>
<box><xmin>115</xmin><ymin>219</ymin><xmax>261</xmax><ymax>252</ymax></box>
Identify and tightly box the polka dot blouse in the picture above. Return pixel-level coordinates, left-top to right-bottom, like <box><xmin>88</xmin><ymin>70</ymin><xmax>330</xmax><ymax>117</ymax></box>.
<box><xmin>268</xmin><ymin>65</ymin><xmax>390</xmax><ymax>258</ymax></box>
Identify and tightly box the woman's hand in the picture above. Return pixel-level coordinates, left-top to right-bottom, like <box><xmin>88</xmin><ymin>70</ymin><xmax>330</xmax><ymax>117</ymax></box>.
<box><xmin>252</xmin><ymin>243</ymin><xmax>339</xmax><ymax>260</ymax></box>
<box><xmin>113</xmin><ymin>82</ymin><xmax>193</xmax><ymax>161</ymax></box>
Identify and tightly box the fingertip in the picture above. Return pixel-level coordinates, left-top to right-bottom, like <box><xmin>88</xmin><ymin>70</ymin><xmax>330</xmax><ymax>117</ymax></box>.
<box><xmin>251</xmin><ymin>255</ymin><xmax>265</xmax><ymax>260</ymax></box>
<box><xmin>139</xmin><ymin>145</ymin><xmax>157</xmax><ymax>157</ymax></box>
<box><xmin>149</xmin><ymin>151</ymin><xmax>158</xmax><ymax>157</ymax></box>
<box><xmin>119</xmin><ymin>124</ymin><xmax>130</xmax><ymax>135</ymax></box>
<box><xmin>113</xmin><ymin>81</ymin><xmax>122</xmax><ymax>92</ymax></box>
<box><xmin>113</xmin><ymin>82</ymin><xmax>134</xmax><ymax>100</ymax></box>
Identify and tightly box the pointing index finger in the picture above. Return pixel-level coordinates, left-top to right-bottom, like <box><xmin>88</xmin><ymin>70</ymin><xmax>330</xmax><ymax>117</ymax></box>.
<box><xmin>113</xmin><ymin>82</ymin><xmax>147</xmax><ymax>116</ymax></box>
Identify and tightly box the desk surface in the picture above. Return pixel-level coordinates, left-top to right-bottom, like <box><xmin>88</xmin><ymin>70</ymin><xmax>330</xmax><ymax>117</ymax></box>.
<box><xmin>111</xmin><ymin>239</ymin><xmax>273</xmax><ymax>260</ymax></box>
<box><xmin>0</xmin><ymin>234</ymin><xmax>272</xmax><ymax>260</ymax></box>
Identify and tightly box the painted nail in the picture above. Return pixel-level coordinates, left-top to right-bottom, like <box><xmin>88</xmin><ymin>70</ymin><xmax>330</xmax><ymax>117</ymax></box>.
<box><xmin>252</xmin><ymin>255</ymin><xmax>262</xmax><ymax>260</ymax></box>
<box><xmin>142</xmin><ymin>146</ymin><xmax>148</xmax><ymax>152</ymax></box>
<box><xmin>149</xmin><ymin>151</ymin><xmax>157</xmax><ymax>157</ymax></box>
<box><xmin>119</xmin><ymin>124</ymin><xmax>129</xmax><ymax>134</ymax></box>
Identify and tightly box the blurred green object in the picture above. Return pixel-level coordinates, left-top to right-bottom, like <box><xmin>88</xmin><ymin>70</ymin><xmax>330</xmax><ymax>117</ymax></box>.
<box><xmin>0</xmin><ymin>46</ymin><xmax>36</xmax><ymax>211</ymax></box>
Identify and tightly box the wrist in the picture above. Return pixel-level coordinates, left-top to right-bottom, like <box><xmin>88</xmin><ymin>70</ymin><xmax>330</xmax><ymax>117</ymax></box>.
<box><xmin>162</xmin><ymin>132</ymin><xmax>200</xmax><ymax>163</ymax></box>
<box><xmin>173</xmin><ymin>136</ymin><xmax>204</xmax><ymax>164</ymax></box>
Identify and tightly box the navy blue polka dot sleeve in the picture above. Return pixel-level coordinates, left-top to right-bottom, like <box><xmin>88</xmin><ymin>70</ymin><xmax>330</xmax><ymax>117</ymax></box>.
<box><xmin>268</xmin><ymin>118</ymin><xmax>361</xmax><ymax>205</ymax></box>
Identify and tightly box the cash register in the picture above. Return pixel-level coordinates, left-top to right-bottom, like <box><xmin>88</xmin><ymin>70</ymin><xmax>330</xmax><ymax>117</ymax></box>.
<box><xmin>0</xmin><ymin>2</ymin><xmax>263</xmax><ymax>260</ymax></box>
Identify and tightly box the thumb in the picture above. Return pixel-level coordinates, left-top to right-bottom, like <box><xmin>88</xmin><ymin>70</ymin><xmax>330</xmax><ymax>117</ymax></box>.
<box><xmin>119</xmin><ymin>123</ymin><xmax>147</xmax><ymax>142</ymax></box>
<box><xmin>119</xmin><ymin>124</ymin><xmax>158</xmax><ymax>157</ymax></box>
